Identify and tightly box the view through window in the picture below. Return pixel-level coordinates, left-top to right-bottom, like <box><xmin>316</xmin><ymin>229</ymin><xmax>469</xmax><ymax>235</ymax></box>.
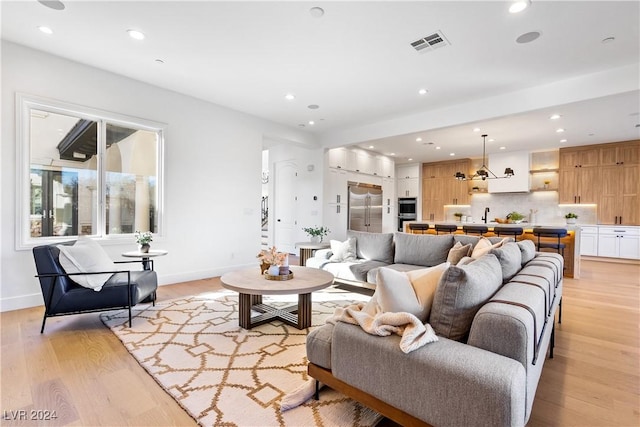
<box><xmin>21</xmin><ymin>99</ymin><xmax>163</xmax><ymax>246</ymax></box>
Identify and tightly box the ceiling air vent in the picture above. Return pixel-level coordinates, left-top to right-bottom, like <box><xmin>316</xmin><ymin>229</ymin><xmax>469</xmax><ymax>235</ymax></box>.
<box><xmin>410</xmin><ymin>31</ymin><xmax>450</xmax><ymax>53</ymax></box>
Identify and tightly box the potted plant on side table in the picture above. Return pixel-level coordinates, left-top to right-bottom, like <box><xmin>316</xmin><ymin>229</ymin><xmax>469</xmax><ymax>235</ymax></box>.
<box><xmin>302</xmin><ymin>226</ymin><xmax>330</xmax><ymax>243</ymax></box>
<box><xmin>565</xmin><ymin>212</ymin><xmax>579</xmax><ymax>224</ymax></box>
<box><xmin>134</xmin><ymin>231</ymin><xmax>153</xmax><ymax>253</ymax></box>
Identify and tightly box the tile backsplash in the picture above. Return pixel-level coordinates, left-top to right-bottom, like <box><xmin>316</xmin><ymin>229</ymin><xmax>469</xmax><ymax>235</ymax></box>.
<box><xmin>444</xmin><ymin>191</ymin><xmax>597</xmax><ymax>225</ymax></box>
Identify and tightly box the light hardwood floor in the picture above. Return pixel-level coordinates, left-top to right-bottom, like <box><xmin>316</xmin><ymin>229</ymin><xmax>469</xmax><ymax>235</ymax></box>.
<box><xmin>1</xmin><ymin>259</ymin><xmax>638</xmax><ymax>426</ymax></box>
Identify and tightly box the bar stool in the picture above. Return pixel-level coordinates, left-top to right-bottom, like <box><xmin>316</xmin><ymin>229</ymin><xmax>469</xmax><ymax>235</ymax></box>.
<box><xmin>493</xmin><ymin>226</ymin><xmax>524</xmax><ymax>241</ymax></box>
<box><xmin>462</xmin><ymin>225</ymin><xmax>488</xmax><ymax>236</ymax></box>
<box><xmin>532</xmin><ymin>227</ymin><xmax>567</xmax><ymax>256</ymax></box>
<box><xmin>435</xmin><ymin>224</ymin><xmax>458</xmax><ymax>235</ymax></box>
<box><xmin>408</xmin><ymin>223</ymin><xmax>430</xmax><ymax>234</ymax></box>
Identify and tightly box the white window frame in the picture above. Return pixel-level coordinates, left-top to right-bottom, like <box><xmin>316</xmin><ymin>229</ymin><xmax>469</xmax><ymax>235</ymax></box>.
<box><xmin>16</xmin><ymin>93</ymin><xmax>166</xmax><ymax>250</ymax></box>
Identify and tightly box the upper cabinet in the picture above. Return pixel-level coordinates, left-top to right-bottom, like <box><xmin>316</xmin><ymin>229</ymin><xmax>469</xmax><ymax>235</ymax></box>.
<box><xmin>396</xmin><ymin>163</ymin><xmax>420</xmax><ymax>198</ymax></box>
<box><xmin>559</xmin><ymin>140</ymin><xmax>640</xmax><ymax>225</ymax></box>
<box><xmin>326</xmin><ymin>147</ymin><xmax>394</xmax><ymax>177</ymax></box>
<box><xmin>422</xmin><ymin>159</ymin><xmax>470</xmax><ymax>222</ymax></box>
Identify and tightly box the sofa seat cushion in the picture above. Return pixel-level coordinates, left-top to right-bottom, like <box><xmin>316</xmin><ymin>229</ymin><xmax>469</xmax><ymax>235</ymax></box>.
<box><xmin>53</xmin><ymin>270</ymin><xmax>157</xmax><ymax>313</ymax></box>
<box><xmin>312</xmin><ymin>259</ymin><xmax>389</xmax><ymax>282</ymax></box>
<box><xmin>347</xmin><ymin>230</ymin><xmax>394</xmax><ymax>263</ymax></box>
<box><xmin>306</xmin><ymin>323</ymin><xmax>334</xmax><ymax>370</ymax></box>
<box><xmin>331</xmin><ymin>322</ymin><xmax>527</xmax><ymax>427</ymax></box>
<box><xmin>393</xmin><ymin>233</ymin><xmax>454</xmax><ymax>267</ymax></box>
<box><xmin>429</xmin><ymin>253</ymin><xmax>504</xmax><ymax>342</ymax></box>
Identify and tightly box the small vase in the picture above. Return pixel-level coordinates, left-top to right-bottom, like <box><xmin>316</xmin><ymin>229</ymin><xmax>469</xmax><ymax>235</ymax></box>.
<box><xmin>138</xmin><ymin>243</ymin><xmax>150</xmax><ymax>253</ymax></box>
<box><xmin>310</xmin><ymin>235</ymin><xmax>322</xmax><ymax>243</ymax></box>
<box><xmin>566</xmin><ymin>218</ymin><xmax>576</xmax><ymax>224</ymax></box>
<box><xmin>268</xmin><ymin>265</ymin><xmax>280</xmax><ymax>276</ymax></box>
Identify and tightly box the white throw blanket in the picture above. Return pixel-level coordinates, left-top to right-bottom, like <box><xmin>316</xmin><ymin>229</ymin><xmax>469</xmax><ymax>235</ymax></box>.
<box><xmin>326</xmin><ymin>301</ymin><xmax>438</xmax><ymax>353</ymax></box>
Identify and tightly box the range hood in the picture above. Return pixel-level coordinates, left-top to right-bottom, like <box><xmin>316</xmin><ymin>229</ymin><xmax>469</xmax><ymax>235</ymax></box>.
<box><xmin>488</xmin><ymin>151</ymin><xmax>530</xmax><ymax>193</ymax></box>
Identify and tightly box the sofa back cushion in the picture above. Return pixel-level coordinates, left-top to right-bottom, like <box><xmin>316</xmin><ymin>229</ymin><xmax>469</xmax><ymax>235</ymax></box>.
<box><xmin>429</xmin><ymin>253</ymin><xmax>503</xmax><ymax>342</ymax></box>
<box><xmin>517</xmin><ymin>240</ymin><xmax>536</xmax><ymax>265</ymax></box>
<box><xmin>490</xmin><ymin>242</ymin><xmax>523</xmax><ymax>283</ymax></box>
<box><xmin>347</xmin><ymin>230</ymin><xmax>394</xmax><ymax>263</ymax></box>
<box><xmin>394</xmin><ymin>233</ymin><xmax>454</xmax><ymax>267</ymax></box>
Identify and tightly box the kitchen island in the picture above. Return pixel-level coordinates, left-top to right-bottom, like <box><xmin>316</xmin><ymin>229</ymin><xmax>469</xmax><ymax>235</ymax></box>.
<box><xmin>404</xmin><ymin>221</ymin><xmax>580</xmax><ymax>278</ymax></box>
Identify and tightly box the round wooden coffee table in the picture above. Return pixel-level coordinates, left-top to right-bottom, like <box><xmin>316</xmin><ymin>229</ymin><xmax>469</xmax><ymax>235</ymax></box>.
<box><xmin>220</xmin><ymin>265</ymin><xmax>334</xmax><ymax>329</ymax></box>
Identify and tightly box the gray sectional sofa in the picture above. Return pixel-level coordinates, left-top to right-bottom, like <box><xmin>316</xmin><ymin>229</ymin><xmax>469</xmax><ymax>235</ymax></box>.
<box><xmin>306</xmin><ymin>231</ymin><xmax>563</xmax><ymax>427</ymax></box>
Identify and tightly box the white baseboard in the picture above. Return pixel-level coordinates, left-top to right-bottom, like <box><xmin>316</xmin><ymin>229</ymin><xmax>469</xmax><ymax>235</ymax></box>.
<box><xmin>1</xmin><ymin>292</ymin><xmax>43</xmax><ymax>312</ymax></box>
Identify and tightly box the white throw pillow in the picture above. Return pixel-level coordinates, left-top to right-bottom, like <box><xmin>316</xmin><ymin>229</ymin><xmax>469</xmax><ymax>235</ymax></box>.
<box><xmin>57</xmin><ymin>236</ymin><xmax>115</xmax><ymax>291</ymax></box>
<box><xmin>374</xmin><ymin>263</ymin><xmax>450</xmax><ymax>322</ymax></box>
<box><xmin>329</xmin><ymin>237</ymin><xmax>357</xmax><ymax>262</ymax></box>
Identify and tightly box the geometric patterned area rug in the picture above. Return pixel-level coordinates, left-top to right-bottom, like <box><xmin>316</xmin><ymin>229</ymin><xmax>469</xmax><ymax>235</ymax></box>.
<box><xmin>101</xmin><ymin>287</ymin><xmax>381</xmax><ymax>427</ymax></box>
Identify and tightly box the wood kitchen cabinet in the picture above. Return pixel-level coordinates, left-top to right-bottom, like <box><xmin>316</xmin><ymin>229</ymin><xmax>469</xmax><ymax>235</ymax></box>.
<box><xmin>598</xmin><ymin>163</ymin><xmax>639</xmax><ymax>225</ymax></box>
<box><xmin>421</xmin><ymin>159</ymin><xmax>470</xmax><ymax>221</ymax></box>
<box><xmin>559</xmin><ymin>146</ymin><xmax>600</xmax><ymax>204</ymax></box>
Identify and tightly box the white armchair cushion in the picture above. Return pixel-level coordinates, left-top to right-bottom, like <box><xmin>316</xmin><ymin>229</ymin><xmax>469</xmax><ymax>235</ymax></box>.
<box><xmin>57</xmin><ymin>236</ymin><xmax>115</xmax><ymax>291</ymax></box>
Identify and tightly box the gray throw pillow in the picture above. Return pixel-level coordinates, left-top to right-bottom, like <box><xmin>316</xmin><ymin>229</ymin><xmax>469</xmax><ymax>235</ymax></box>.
<box><xmin>517</xmin><ymin>240</ymin><xmax>536</xmax><ymax>265</ymax></box>
<box><xmin>429</xmin><ymin>254</ymin><xmax>503</xmax><ymax>342</ymax></box>
<box><xmin>490</xmin><ymin>242</ymin><xmax>523</xmax><ymax>282</ymax></box>
<box><xmin>394</xmin><ymin>233</ymin><xmax>453</xmax><ymax>267</ymax></box>
<box><xmin>347</xmin><ymin>230</ymin><xmax>394</xmax><ymax>263</ymax></box>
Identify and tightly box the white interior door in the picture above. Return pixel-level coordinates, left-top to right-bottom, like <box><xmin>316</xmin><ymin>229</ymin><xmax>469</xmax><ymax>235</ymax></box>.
<box><xmin>274</xmin><ymin>160</ymin><xmax>297</xmax><ymax>254</ymax></box>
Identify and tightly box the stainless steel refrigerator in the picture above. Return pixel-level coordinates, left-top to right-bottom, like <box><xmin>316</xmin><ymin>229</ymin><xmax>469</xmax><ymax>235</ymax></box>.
<box><xmin>348</xmin><ymin>182</ymin><xmax>383</xmax><ymax>233</ymax></box>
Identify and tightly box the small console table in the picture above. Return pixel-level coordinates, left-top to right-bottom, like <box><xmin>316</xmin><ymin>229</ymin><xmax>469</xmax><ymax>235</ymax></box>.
<box><xmin>295</xmin><ymin>241</ymin><xmax>330</xmax><ymax>266</ymax></box>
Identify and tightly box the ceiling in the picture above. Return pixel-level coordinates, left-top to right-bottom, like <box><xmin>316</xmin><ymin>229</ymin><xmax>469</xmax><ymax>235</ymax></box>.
<box><xmin>2</xmin><ymin>1</ymin><xmax>639</xmax><ymax>164</ymax></box>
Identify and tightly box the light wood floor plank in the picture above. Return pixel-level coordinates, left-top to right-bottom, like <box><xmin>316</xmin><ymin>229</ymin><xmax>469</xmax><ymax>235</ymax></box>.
<box><xmin>1</xmin><ymin>260</ymin><xmax>638</xmax><ymax>426</ymax></box>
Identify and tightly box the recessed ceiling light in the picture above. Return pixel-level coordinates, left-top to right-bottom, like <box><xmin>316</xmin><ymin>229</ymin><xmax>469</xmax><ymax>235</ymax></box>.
<box><xmin>602</xmin><ymin>37</ymin><xmax>615</xmax><ymax>44</ymax></box>
<box><xmin>127</xmin><ymin>29</ymin><xmax>145</xmax><ymax>40</ymax></box>
<box><xmin>38</xmin><ymin>26</ymin><xmax>53</xmax><ymax>35</ymax></box>
<box><xmin>368</xmin><ymin>145</ymin><xmax>374</xmax><ymax>149</ymax></box>
<box><xmin>310</xmin><ymin>7</ymin><xmax>325</xmax><ymax>18</ymax></box>
<box><xmin>509</xmin><ymin>0</ymin><xmax>531</xmax><ymax>14</ymax></box>
<box><xmin>390</xmin><ymin>153</ymin><xmax>396</xmax><ymax>156</ymax></box>
<box><xmin>38</xmin><ymin>0</ymin><xmax>65</xmax><ymax>11</ymax></box>
<box><xmin>285</xmin><ymin>94</ymin><xmax>295</xmax><ymax>101</ymax></box>
<box><xmin>408</xmin><ymin>158</ymin><xmax>413</xmax><ymax>161</ymax></box>
<box><xmin>435</xmin><ymin>146</ymin><xmax>441</xmax><ymax>150</ymax></box>
<box><xmin>307</xmin><ymin>104</ymin><xmax>319</xmax><ymax>109</ymax></box>
<box><xmin>499</xmin><ymin>146</ymin><xmax>506</xmax><ymax>150</ymax></box>
<box><xmin>488</xmin><ymin>138</ymin><xmax>495</xmax><ymax>142</ymax></box>
<box><xmin>449</xmin><ymin>152</ymin><xmax>455</xmax><ymax>156</ymax></box>
<box><xmin>418</xmin><ymin>88</ymin><xmax>428</xmax><ymax>95</ymax></box>
<box><xmin>549</xmin><ymin>114</ymin><xmax>561</xmax><ymax>120</ymax></box>
<box><xmin>416</xmin><ymin>137</ymin><xmax>422</xmax><ymax>142</ymax></box>
<box><xmin>516</xmin><ymin>31</ymin><xmax>541</xmax><ymax>44</ymax></box>
<box><xmin>308</xmin><ymin>120</ymin><xmax>315</xmax><ymax>125</ymax></box>
<box><xmin>560</xmin><ymin>139</ymin><xmax>567</xmax><ymax>143</ymax></box>
<box><xmin>556</xmin><ymin>128</ymin><xmax>565</xmax><ymax>133</ymax></box>
<box><xmin>473</xmin><ymin>128</ymin><xmax>480</xmax><ymax>132</ymax></box>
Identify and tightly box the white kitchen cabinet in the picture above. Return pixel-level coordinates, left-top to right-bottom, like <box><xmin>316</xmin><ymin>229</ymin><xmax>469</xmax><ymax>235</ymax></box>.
<box><xmin>397</xmin><ymin>177</ymin><xmax>419</xmax><ymax>198</ymax></box>
<box><xmin>382</xmin><ymin>177</ymin><xmax>396</xmax><ymax>233</ymax></box>
<box><xmin>327</xmin><ymin>148</ymin><xmax>355</xmax><ymax>170</ymax></box>
<box><xmin>352</xmin><ymin>150</ymin><xmax>376</xmax><ymax>175</ymax></box>
<box><xmin>597</xmin><ymin>226</ymin><xmax>640</xmax><ymax>259</ymax></box>
<box><xmin>380</xmin><ymin>156</ymin><xmax>395</xmax><ymax>178</ymax></box>
<box><xmin>396</xmin><ymin>163</ymin><xmax>420</xmax><ymax>179</ymax></box>
<box><xmin>324</xmin><ymin>203</ymin><xmax>347</xmax><ymax>241</ymax></box>
<box><xmin>580</xmin><ymin>226</ymin><xmax>598</xmax><ymax>256</ymax></box>
<box><xmin>325</xmin><ymin>168</ymin><xmax>348</xmax><ymax>204</ymax></box>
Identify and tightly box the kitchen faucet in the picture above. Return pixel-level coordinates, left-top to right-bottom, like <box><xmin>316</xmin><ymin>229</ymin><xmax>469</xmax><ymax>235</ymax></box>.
<box><xmin>482</xmin><ymin>207</ymin><xmax>490</xmax><ymax>224</ymax></box>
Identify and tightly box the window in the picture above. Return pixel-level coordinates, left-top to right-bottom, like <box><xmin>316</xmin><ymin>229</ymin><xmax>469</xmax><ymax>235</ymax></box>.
<box><xmin>17</xmin><ymin>94</ymin><xmax>165</xmax><ymax>248</ymax></box>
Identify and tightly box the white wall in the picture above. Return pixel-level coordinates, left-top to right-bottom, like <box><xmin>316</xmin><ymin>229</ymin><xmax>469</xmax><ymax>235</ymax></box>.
<box><xmin>0</xmin><ymin>41</ymin><xmax>316</xmax><ymax>311</ymax></box>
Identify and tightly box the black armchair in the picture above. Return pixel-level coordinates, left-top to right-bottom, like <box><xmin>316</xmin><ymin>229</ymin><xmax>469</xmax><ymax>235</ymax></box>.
<box><xmin>33</xmin><ymin>243</ymin><xmax>158</xmax><ymax>333</ymax></box>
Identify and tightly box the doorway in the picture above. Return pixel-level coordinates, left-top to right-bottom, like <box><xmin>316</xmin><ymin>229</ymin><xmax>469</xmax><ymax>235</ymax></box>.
<box><xmin>273</xmin><ymin>160</ymin><xmax>298</xmax><ymax>254</ymax></box>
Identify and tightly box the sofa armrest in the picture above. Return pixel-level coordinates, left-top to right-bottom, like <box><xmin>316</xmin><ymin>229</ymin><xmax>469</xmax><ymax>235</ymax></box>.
<box><xmin>313</xmin><ymin>249</ymin><xmax>333</xmax><ymax>259</ymax></box>
<box><xmin>331</xmin><ymin>322</ymin><xmax>527</xmax><ymax>427</ymax></box>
